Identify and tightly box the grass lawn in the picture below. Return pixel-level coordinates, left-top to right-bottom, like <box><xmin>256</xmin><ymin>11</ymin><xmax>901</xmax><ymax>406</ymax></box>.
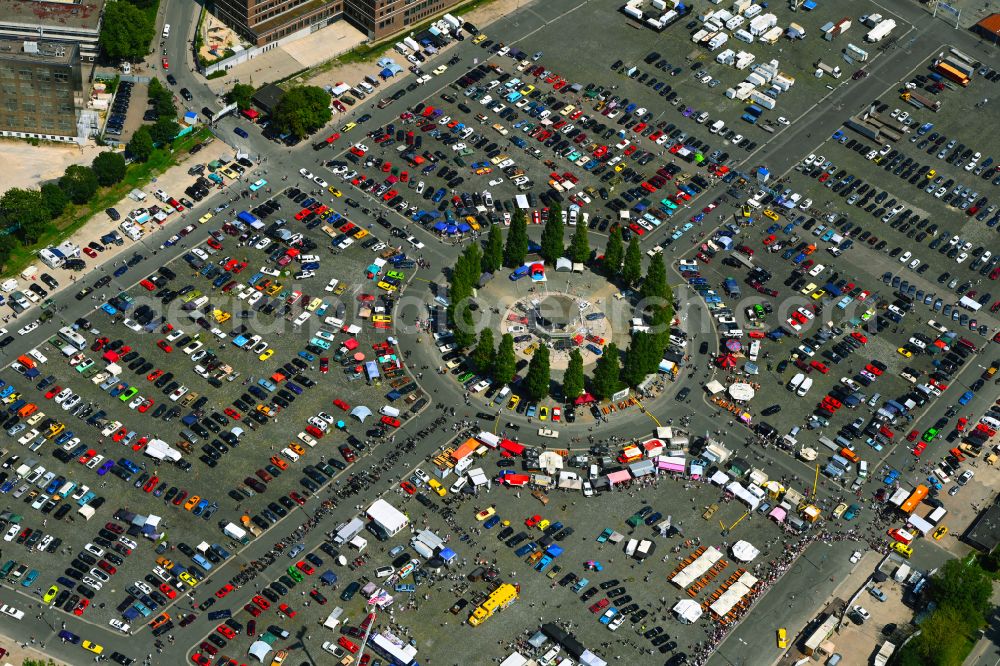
<box><xmin>1</xmin><ymin>127</ymin><xmax>210</xmax><ymax>279</ymax></box>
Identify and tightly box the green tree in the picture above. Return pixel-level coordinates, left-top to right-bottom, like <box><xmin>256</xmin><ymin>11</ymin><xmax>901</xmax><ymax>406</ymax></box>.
<box><xmin>39</xmin><ymin>183</ymin><xmax>69</xmax><ymax>219</ymax></box>
<box><xmin>225</xmin><ymin>83</ymin><xmax>256</xmax><ymax>112</ymax></box>
<box><xmin>567</xmin><ymin>219</ymin><xmax>589</xmax><ymax>263</ymax></box>
<box><xmin>896</xmin><ymin>606</ymin><xmax>973</xmax><ymax>666</ymax></box>
<box><xmin>0</xmin><ymin>188</ymin><xmax>50</xmax><ymax>243</ymax></box>
<box><xmin>91</xmin><ymin>151</ymin><xmax>127</xmax><ymax>186</ymax></box>
<box><xmin>604</xmin><ymin>226</ymin><xmax>623</xmax><ymax>276</ymax></box>
<box><xmin>641</xmin><ymin>251</ymin><xmax>669</xmax><ymax>303</ymax></box>
<box><xmin>147</xmin><ymin>78</ymin><xmax>176</xmax><ymax>118</ymax></box>
<box><xmin>931</xmin><ymin>557</ymin><xmax>993</xmax><ymax>627</ymax></box>
<box><xmin>452</xmin><ymin>243</ymin><xmax>482</xmax><ymax>291</ymax></box>
<box><xmin>99</xmin><ymin>1</ymin><xmax>153</xmax><ymax>61</ymax></box>
<box><xmin>503</xmin><ymin>209</ymin><xmax>528</xmax><ymax>268</ymax></box>
<box><xmin>494</xmin><ymin>334</ymin><xmax>516</xmax><ymax>385</ymax></box>
<box><xmin>622</xmin><ymin>236</ymin><xmax>642</xmax><ymax>285</ymax></box>
<box><xmin>127</xmin><ymin>126</ymin><xmax>155</xmax><ymax>162</ymax></box>
<box><xmin>58</xmin><ymin>165</ymin><xmax>98</xmax><ymax>205</ymax></box>
<box><xmin>539</xmin><ymin>202</ymin><xmax>563</xmax><ymax>264</ymax></box>
<box><xmin>149</xmin><ymin>117</ymin><xmax>181</xmax><ymax>145</ymax></box>
<box><xmin>0</xmin><ymin>233</ymin><xmax>16</xmax><ymax>269</ymax></box>
<box><xmin>451</xmin><ymin>304</ymin><xmax>476</xmax><ymax>350</ymax></box>
<box><xmin>523</xmin><ymin>345</ymin><xmax>550</xmax><ymax>401</ymax></box>
<box><xmin>471</xmin><ymin>328</ymin><xmax>495</xmax><ymax>376</ymax></box>
<box><xmin>482</xmin><ymin>224</ymin><xmax>503</xmax><ymax>274</ymax></box>
<box><xmin>591</xmin><ymin>342</ymin><xmax>623</xmax><ymax>400</ymax></box>
<box><xmin>562</xmin><ymin>348</ymin><xmax>585</xmax><ymax>401</ymax></box>
<box><xmin>649</xmin><ymin>304</ymin><xmax>673</xmax><ymax>355</ymax></box>
<box><xmin>621</xmin><ymin>331</ymin><xmax>660</xmax><ymax>387</ymax></box>
<box><xmin>271</xmin><ymin>86</ymin><xmax>333</xmax><ymax>140</ymax></box>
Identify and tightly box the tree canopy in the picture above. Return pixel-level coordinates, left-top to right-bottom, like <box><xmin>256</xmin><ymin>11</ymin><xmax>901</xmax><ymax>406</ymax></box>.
<box><xmin>494</xmin><ymin>334</ymin><xmax>516</xmax><ymax>385</ymax></box>
<box><xmin>482</xmin><ymin>224</ymin><xmax>503</xmax><ymax>274</ymax></box>
<box><xmin>622</xmin><ymin>236</ymin><xmax>642</xmax><ymax>285</ymax></box>
<box><xmin>604</xmin><ymin>226</ymin><xmax>623</xmax><ymax>276</ymax></box>
<box><xmin>562</xmin><ymin>348</ymin><xmax>585</xmax><ymax>401</ymax></box>
<box><xmin>99</xmin><ymin>1</ymin><xmax>153</xmax><ymax>61</ymax></box>
<box><xmin>447</xmin><ymin>243</ymin><xmax>482</xmax><ymax>349</ymax></box>
<box><xmin>539</xmin><ymin>202</ymin><xmax>564</xmax><ymax>265</ymax></box>
<box><xmin>149</xmin><ymin>117</ymin><xmax>181</xmax><ymax>145</ymax></box>
<box><xmin>0</xmin><ymin>188</ymin><xmax>49</xmax><ymax>244</ymax></box>
<box><xmin>523</xmin><ymin>345</ymin><xmax>551</xmax><ymax>401</ymax></box>
<box><xmin>226</xmin><ymin>83</ymin><xmax>256</xmax><ymax>112</ymax></box>
<box><xmin>91</xmin><ymin>151</ymin><xmax>127</xmax><ymax>187</ymax></box>
<box><xmin>503</xmin><ymin>209</ymin><xmax>528</xmax><ymax>268</ymax></box>
<box><xmin>591</xmin><ymin>342</ymin><xmax>623</xmax><ymax>399</ymax></box>
<box><xmin>127</xmin><ymin>126</ymin><xmax>154</xmax><ymax>162</ymax></box>
<box><xmin>567</xmin><ymin>219</ymin><xmax>589</xmax><ymax>263</ymax></box>
<box><xmin>147</xmin><ymin>77</ymin><xmax>176</xmax><ymax>119</ymax></box>
<box><xmin>471</xmin><ymin>328</ymin><xmax>495</xmax><ymax>376</ymax></box>
<box><xmin>271</xmin><ymin>86</ymin><xmax>333</xmax><ymax>139</ymax></box>
<box><xmin>59</xmin><ymin>165</ymin><xmax>98</xmax><ymax>205</ymax></box>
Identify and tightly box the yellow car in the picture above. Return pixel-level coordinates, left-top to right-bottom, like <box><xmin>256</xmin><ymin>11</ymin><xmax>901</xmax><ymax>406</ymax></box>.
<box><xmin>43</xmin><ymin>585</ymin><xmax>58</xmax><ymax>603</ymax></box>
<box><xmin>890</xmin><ymin>541</ymin><xmax>912</xmax><ymax>558</ymax></box>
<box><xmin>183</xmin><ymin>495</ymin><xmax>200</xmax><ymax>511</ymax></box>
<box><xmin>614</xmin><ymin>163</ymin><xmax>625</xmax><ymax>172</ymax></box>
<box><xmin>933</xmin><ymin>525</ymin><xmax>948</xmax><ymax>540</ymax></box>
<box><xmin>810</xmin><ymin>289</ymin><xmax>826</xmax><ymax>300</ymax></box>
<box><xmin>219</xmin><ymin>167</ymin><xmax>238</xmax><ymax>179</ymax></box>
<box><xmin>472</xmin><ymin>34</ymin><xmax>487</xmax><ymax>44</ymax></box>
<box><xmin>82</xmin><ymin>641</ymin><xmax>104</xmax><ymax>654</ymax></box>
<box><xmin>198</xmin><ymin>213</ymin><xmax>213</xmax><ymax>224</ymax></box>
<box><xmin>537</xmin><ymin>519</ymin><xmax>550</xmax><ymax>531</ymax></box>
<box><xmin>897</xmin><ymin>347</ymin><xmax>913</xmax><ymax>358</ymax></box>
<box><xmin>328</xmin><ymin>186</ymin><xmax>342</xmax><ymax>197</ymax></box>
<box><xmin>428</xmin><ymin>479</ymin><xmax>447</xmax><ymax>497</ymax></box>
<box><xmin>258</xmin><ymin>348</ymin><xmax>274</xmax><ymax>361</ymax></box>
<box><xmin>507</xmin><ymin>394</ymin><xmax>520</xmax><ymax>410</ymax></box>
<box><xmin>376</xmin><ymin>281</ymin><xmax>397</xmax><ymax>293</ymax></box>
<box><xmin>539</xmin><ymin>406</ymin><xmax>548</xmax><ymax>421</ymax></box>
<box><xmin>353</xmin><ymin>228</ymin><xmax>369</xmax><ymax>239</ymax></box>
<box><xmin>762</xmin><ymin>209</ymin><xmax>780</xmax><ymax>221</ymax></box>
<box><xmin>926</xmin><ymin>169</ymin><xmax>936</xmax><ymax>179</ymax></box>
<box><xmin>524</xmin><ymin>343</ymin><xmax>539</xmax><ymax>355</ymax></box>
<box><xmin>799</xmin><ymin>282</ymin><xmax>816</xmax><ymax>295</ymax></box>
<box><xmin>520</xmin><ymin>84</ymin><xmax>535</xmax><ymax>95</ymax></box>
<box><xmin>341</xmin><ymin>122</ymin><xmax>356</xmax><ymax>132</ymax></box>
<box><xmin>776</xmin><ymin>628</ymin><xmax>788</xmax><ymax>649</ymax></box>
<box><xmin>289</xmin><ymin>442</ymin><xmax>306</xmax><ymax>455</ymax></box>
<box><xmin>475</xmin><ymin>507</ymin><xmax>496</xmax><ymax>521</ymax></box>
<box><xmin>178</xmin><ymin>571</ymin><xmax>198</xmax><ymax>587</ymax></box>
<box><xmin>474</xmin><ymin>167</ymin><xmax>493</xmax><ymax>175</ymax></box>
<box><xmin>156</xmin><ymin>556</ymin><xmax>174</xmax><ymax>569</ymax></box>
<box><xmin>372</xmin><ymin>315</ymin><xmax>392</xmax><ymax>323</ymax></box>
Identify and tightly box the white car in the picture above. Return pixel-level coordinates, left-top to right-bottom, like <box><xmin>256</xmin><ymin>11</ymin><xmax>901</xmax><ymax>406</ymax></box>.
<box><xmin>62</xmin><ymin>394</ymin><xmax>82</xmax><ymax>411</ymax></box>
<box><xmin>850</xmin><ymin>550</ymin><xmax>862</xmax><ymax>564</ymax></box>
<box><xmin>109</xmin><ymin>619</ymin><xmax>130</xmax><ymax>633</ymax></box>
<box><xmin>86</xmin><ymin>455</ymin><xmax>105</xmax><ymax>469</ymax></box>
<box><xmin>777</xmin><ymin>116</ymin><xmax>790</xmax><ymax>125</ymax></box>
<box><xmin>53</xmin><ymin>388</ymin><xmax>72</xmax><ymax>404</ymax></box>
<box><xmin>851</xmin><ymin>605</ymin><xmax>871</xmax><ymax>621</ymax></box>
<box><xmin>898</xmin><ymin>251</ymin><xmax>911</xmax><ymax>263</ymax></box>
<box><xmin>413</xmin><ymin>468</ymin><xmax>431</xmax><ymax>484</ymax></box>
<box><xmin>313</xmin><ymin>176</ymin><xmax>328</xmax><ymax>188</ymax></box>
<box><xmin>489</xmin><ymin>178</ymin><xmax>504</xmax><ymax>186</ymax></box>
<box><xmin>17</xmin><ymin>321</ymin><xmax>39</xmax><ymax>336</ymax></box>
<box><xmin>299</xmin><ymin>168</ymin><xmax>314</xmax><ymax>180</ymax></box>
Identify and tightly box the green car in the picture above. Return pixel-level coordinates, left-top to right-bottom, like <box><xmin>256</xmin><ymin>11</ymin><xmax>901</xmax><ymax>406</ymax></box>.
<box><xmin>386</xmin><ymin>270</ymin><xmax>405</xmax><ymax>280</ymax></box>
<box><xmin>287</xmin><ymin>566</ymin><xmax>304</xmax><ymax>583</ymax></box>
<box><xmin>923</xmin><ymin>428</ymin><xmax>939</xmax><ymax>443</ymax></box>
<box><xmin>119</xmin><ymin>386</ymin><xmax>139</xmax><ymax>402</ymax></box>
<box><xmin>457</xmin><ymin>372</ymin><xmax>475</xmax><ymax>383</ymax></box>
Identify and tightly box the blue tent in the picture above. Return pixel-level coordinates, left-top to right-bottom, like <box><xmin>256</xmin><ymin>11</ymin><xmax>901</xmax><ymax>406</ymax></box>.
<box><xmin>439</xmin><ymin>547</ymin><xmax>457</xmax><ymax>564</ymax></box>
<box><xmin>457</xmin><ymin>222</ymin><xmax>471</xmax><ymax>233</ymax></box>
<box><xmin>433</xmin><ymin>221</ymin><xmax>447</xmax><ymax>232</ymax></box>
<box><xmin>545</xmin><ymin>544</ymin><xmax>564</xmax><ymax>557</ymax></box>
<box><xmin>379</xmin><ymin>68</ymin><xmax>394</xmax><ymax>79</ymax></box>
<box><xmin>446</xmin><ymin>224</ymin><xmax>458</xmax><ymax>234</ymax></box>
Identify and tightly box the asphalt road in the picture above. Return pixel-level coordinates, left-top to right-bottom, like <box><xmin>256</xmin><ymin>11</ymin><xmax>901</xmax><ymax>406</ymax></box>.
<box><xmin>0</xmin><ymin>0</ymin><xmax>997</xmax><ymax>663</ymax></box>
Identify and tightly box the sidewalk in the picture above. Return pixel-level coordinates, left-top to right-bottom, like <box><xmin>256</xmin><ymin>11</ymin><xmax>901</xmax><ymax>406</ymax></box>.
<box><xmin>0</xmin><ymin>632</ymin><xmax>68</xmax><ymax>665</ymax></box>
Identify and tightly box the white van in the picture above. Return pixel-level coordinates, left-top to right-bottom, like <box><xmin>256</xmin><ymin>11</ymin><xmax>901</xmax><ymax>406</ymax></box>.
<box><xmin>858</xmin><ymin>460</ymin><xmax>869</xmax><ymax>478</ymax></box>
<box><xmin>449</xmin><ymin>476</ymin><xmax>467</xmax><ymax>494</ymax></box>
<box><xmin>796</xmin><ymin>377</ymin><xmax>813</xmax><ymax>397</ymax></box>
<box><xmin>787</xmin><ymin>373</ymin><xmax>805</xmax><ymax>392</ymax></box>
<box><xmin>379</xmin><ymin>405</ymin><xmax>401</xmax><ymax>418</ymax></box>
<box><xmin>162</xmin><ymin>24</ymin><xmax>170</xmax><ymax>38</ymax></box>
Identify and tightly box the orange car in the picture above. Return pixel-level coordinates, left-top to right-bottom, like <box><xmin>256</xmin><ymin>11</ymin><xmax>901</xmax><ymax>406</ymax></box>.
<box><xmin>270</xmin><ymin>456</ymin><xmax>289</xmax><ymax>470</ymax></box>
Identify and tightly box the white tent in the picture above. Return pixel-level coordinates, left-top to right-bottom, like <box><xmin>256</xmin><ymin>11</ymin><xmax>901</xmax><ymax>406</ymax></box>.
<box><xmin>731</xmin><ymin>540</ymin><xmax>760</xmax><ymax>562</ymax></box>
<box><xmin>673</xmin><ymin>599</ymin><xmax>703</xmax><ymax>623</ymax></box>
<box><xmin>555</xmin><ymin>257</ymin><xmax>572</xmax><ymax>272</ymax></box>
<box><xmin>705</xmin><ymin>380</ymin><xmax>725</xmax><ymax>395</ymax></box>
<box><xmin>247</xmin><ymin>641</ymin><xmax>273</xmax><ymax>663</ymax></box>
<box><xmin>350</xmin><ymin>405</ymin><xmax>373</xmax><ymax>422</ymax></box>
<box><xmin>538</xmin><ymin>450</ymin><xmax>564</xmax><ymax>475</ymax></box>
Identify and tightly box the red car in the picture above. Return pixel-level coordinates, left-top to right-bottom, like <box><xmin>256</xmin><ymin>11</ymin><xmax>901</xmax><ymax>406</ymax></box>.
<box><xmin>157</xmin><ymin>340</ymin><xmax>173</xmax><ymax>353</ymax></box>
<box><xmin>224</xmin><ymin>407</ymin><xmax>241</xmax><ymax>420</ymax></box>
<box><xmin>244</xmin><ymin>603</ymin><xmax>262</xmax><ymax>617</ymax></box>
<box><xmin>906</xmin><ymin>430</ymin><xmax>919</xmax><ymax>442</ymax></box>
<box><xmin>73</xmin><ymin>598</ymin><xmax>90</xmax><ymax>616</ymax></box>
<box><xmin>380</xmin><ymin>415</ymin><xmax>401</xmax><ymax>428</ymax></box>
<box><xmin>296</xmin><ymin>560</ymin><xmax>315</xmax><ymax>575</ymax></box>
<box><xmin>319</xmin><ymin>357</ymin><xmax>329</xmax><ymax>374</ymax></box>
<box><xmin>142</xmin><ymin>475</ymin><xmax>158</xmax><ymax>492</ymax></box>
<box><xmin>289</xmin><ymin>492</ymin><xmax>306</xmax><ymax>505</ymax></box>
<box><xmin>215</xmin><ymin>584</ymin><xmax>235</xmax><ymax>599</ymax></box>
<box><xmin>147</xmin><ymin>369</ymin><xmax>163</xmax><ymax>381</ymax></box>
<box><xmin>252</xmin><ymin>595</ymin><xmax>270</xmax><ymax>610</ymax></box>
<box><xmin>400</xmin><ymin>481</ymin><xmax>417</xmax><ymax>495</ymax></box>
<box><xmin>810</xmin><ymin>361</ymin><xmax>829</xmax><ymax>374</ymax></box>
<box><xmin>912</xmin><ymin>441</ymin><xmax>927</xmax><ymax>456</ymax></box>
<box><xmin>333</xmin><ymin>399</ymin><xmax>350</xmax><ymax>411</ymax></box>
<box><xmin>525</xmin><ymin>515</ymin><xmax>541</xmax><ymax>528</ymax></box>
<box><xmin>278</xmin><ymin>603</ymin><xmax>296</xmax><ymax>618</ymax></box>
<box><xmin>159</xmin><ymin>583</ymin><xmax>177</xmax><ymax>599</ymax></box>
<box><xmin>589</xmin><ymin>598</ymin><xmax>610</xmax><ymax>613</ymax></box>
<box><xmin>161</xmin><ymin>57</ymin><xmax>169</xmax><ymax>69</ymax></box>
<box><xmin>192</xmin><ymin>655</ymin><xmax>211</xmax><ymax>666</ymax></box>
<box><xmin>199</xmin><ymin>642</ymin><xmax>218</xmax><ymax>656</ymax></box>
<box><xmin>217</xmin><ymin>624</ymin><xmax>236</xmax><ymax>639</ymax></box>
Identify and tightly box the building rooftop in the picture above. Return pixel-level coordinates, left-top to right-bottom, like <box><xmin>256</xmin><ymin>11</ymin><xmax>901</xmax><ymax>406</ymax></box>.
<box><xmin>252</xmin><ymin>83</ymin><xmax>286</xmax><ymax>114</ymax></box>
<box><xmin>975</xmin><ymin>13</ymin><xmax>1000</xmax><ymax>37</ymax></box>
<box><xmin>963</xmin><ymin>493</ymin><xmax>1000</xmax><ymax>552</ymax></box>
<box><xmin>0</xmin><ymin>37</ymin><xmax>79</xmax><ymax>64</ymax></box>
<box><xmin>0</xmin><ymin>0</ymin><xmax>105</xmax><ymax>32</ymax></box>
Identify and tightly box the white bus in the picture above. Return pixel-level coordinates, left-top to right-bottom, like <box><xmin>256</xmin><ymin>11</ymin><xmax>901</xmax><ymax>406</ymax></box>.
<box><xmin>57</xmin><ymin>326</ymin><xmax>87</xmax><ymax>351</ymax></box>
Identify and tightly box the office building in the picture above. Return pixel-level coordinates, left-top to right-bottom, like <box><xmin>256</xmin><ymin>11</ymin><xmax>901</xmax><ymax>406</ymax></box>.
<box><xmin>344</xmin><ymin>0</ymin><xmax>460</xmax><ymax>39</ymax></box>
<box><xmin>0</xmin><ymin>38</ymin><xmax>85</xmax><ymax>142</ymax></box>
<box><xmin>0</xmin><ymin>0</ymin><xmax>104</xmax><ymax>63</ymax></box>
<box><xmin>211</xmin><ymin>0</ymin><xmax>343</xmax><ymax>46</ymax></box>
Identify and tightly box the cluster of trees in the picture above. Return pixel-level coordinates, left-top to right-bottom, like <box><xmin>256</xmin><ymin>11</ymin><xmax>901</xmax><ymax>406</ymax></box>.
<box><xmin>225</xmin><ymin>83</ymin><xmax>256</xmax><ymax>112</ymax></box>
<box><xmin>446</xmin><ymin>244</ymin><xmax>483</xmax><ymax>350</ymax></box>
<box><xmin>0</xmin><ymin>151</ymin><xmax>128</xmax><ymax>266</ymax></box>
<box><xmin>126</xmin><ymin>78</ymin><xmax>180</xmax><ymax>162</ymax></box>
<box><xmin>897</xmin><ymin>557</ymin><xmax>994</xmax><ymax>666</ymax></box>
<box><xmin>99</xmin><ymin>0</ymin><xmax>155</xmax><ymax>61</ymax></box>
<box><xmin>271</xmin><ymin>86</ymin><xmax>334</xmax><ymax>140</ymax></box>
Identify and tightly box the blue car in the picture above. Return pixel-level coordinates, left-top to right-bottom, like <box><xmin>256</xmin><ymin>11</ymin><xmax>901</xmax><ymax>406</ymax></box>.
<box><xmin>234</xmin><ymin>127</ymin><xmax>249</xmax><ymax>138</ymax></box>
<box><xmin>101</xmin><ymin>303</ymin><xmax>117</xmax><ymax>315</ymax></box>
<box><xmin>586</xmin><ymin>343</ymin><xmax>603</xmax><ymax>356</ymax></box>
<box><xmin>483</xmin><ymin>515</ymin><xmax>500</xmax><ymax>529</ymax></box>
